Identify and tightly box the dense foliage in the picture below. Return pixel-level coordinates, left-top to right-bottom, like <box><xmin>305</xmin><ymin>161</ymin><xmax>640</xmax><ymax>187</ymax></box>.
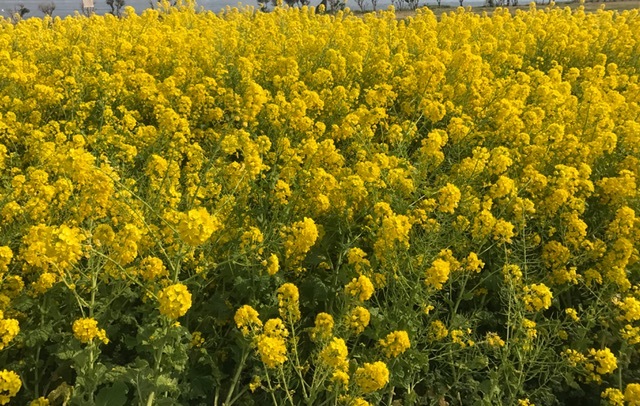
<box><xmin>1</xmin><ymin>3</ymin><xmax>640</xmax><ymax>405</ymax></box>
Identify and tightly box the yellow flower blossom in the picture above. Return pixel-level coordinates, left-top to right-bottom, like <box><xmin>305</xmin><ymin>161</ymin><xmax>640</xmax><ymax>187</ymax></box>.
<box><xmin>139</xmin><ymin>257</ymin><xmax>169</xmax><ymax>281</ymax></box>
<box><xmin>486</xmin><ymin>332</ymin><xmax>505</xmax><ymax>347</ymax></box>
<box><xmin>255</xmin><ymin>333</ymin><xmax>287</xmax><ymax>369</ymax></box>
<box><xmin>379</xmin><ymin>330</ymin><xmax>411</xmax><ymax>358</ymax></box>
<box><xmin>177</xmin><ymin>207</ymin><xmax>220</xmax><ymax>246</ymax></box>
<box><xmin>437</xmin><ymin>183</ymin><xmax>461</xmax><ymax>214</ymax></box>
<box><xmin>522</xmin><ymin>283</ymin><xmax>553</xmax><ymax>312</ymax></box>
<box><xmin>265</xmin><ymin>254</ymin><xmax>279</xmax><ymax>276</ymax></box>
<box><xmin>428</xmin><ymin>320</ymin><xmax>449</xmax><ymax>341</ymax></box>
<box><xmin>0</xmin><ymin>315</ymin><xmax>19</xmax><ymax>351</ymax></box>
<box><xmin>625</xmin><ymin>383</ymin><xmax>640</xmax><ymax>406</ymax></box>
<box><xmin>72</xmin><ymin>318</ymin><xmax>108</xmax><ymax>345</ymax></box>
<box><xmin>602</xmin><ymin>388</ymin><xmax>625</xmax><ymax>406</ymax></box>
<box><xmin>157</xmin><ymin>283</ymin><xmax>192</xmax><ymax>319</ymax></box>
<box><xmin>346</xmin><ymin>306</ymin><xmax>370</xmax><ymax>335</ymax></box>
<box><xmin>276</xmin><ymin>283</ymin><xmax>301</xmax><ymax>323</ymax></box>
<box><xmin>0</xmin><ymin>370</ymin><xmax>21</xmax><ymax>405</ymax></box>
<box><xmin>29</xmin><ymin>397</ymin><xmax>50</xmax><ymax>406</ymax></box>
<box><xmin>319</xmin><ymin>337</ymin><xmax>349</xmax><ymax>372</ymax></box>
<box><xmin>310</xmin><ymin>313</ymin><xmax>334</xmax><ymax>342</ymax></box>
<box><xmin>425</xmin><ymin>258</ymin><xmax>450</xmax><ymax>290</ymax></box>
<box><xmin>354</xmin><ymin>361</ymin><xmax>389</xmax><ymax>394</ymax></box>
<box><xmin>235</xmin><ymin>305</ymin><xmax>263</xmax><ymax>336</ymax></box>
<box><xmin>282</xmin><ymin>218</ymin><xmax>318</xmax><ymax>267</ymax></box>
<box><xmin>0</xmin><ymin>247</ymin><xmax>12</xmax><ymax>274</ymax></box>
<box><xmin>345</xmin><ymin>275</ymin><xmax>375</xmax><ymax>302</ymax></box>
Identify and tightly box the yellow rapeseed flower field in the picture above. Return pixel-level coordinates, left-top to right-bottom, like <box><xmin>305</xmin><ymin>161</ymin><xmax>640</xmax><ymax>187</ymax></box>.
<box><xmin>1</xmin><ymin>2</ymin><xmax>640</xmax><ymax>404</ymax></box>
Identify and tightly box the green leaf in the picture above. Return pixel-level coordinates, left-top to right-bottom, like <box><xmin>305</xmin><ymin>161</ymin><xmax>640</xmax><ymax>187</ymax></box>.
<box><xmin>95</xmin><ymin>381</ymin><xmax>129</xmax><ymax>406</ymax></box>
<box><xmin>23</xmin><ymin>326</ymin><xmax>52</xmax><ymax>347</ymax></box>
<box><xmin>156</xmin><ymin>374</ymin><xmax>178</xmax><ymax>392</ymax></box>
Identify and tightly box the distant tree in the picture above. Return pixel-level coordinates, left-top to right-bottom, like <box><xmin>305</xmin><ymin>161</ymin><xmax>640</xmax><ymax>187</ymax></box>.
<box><xmin>9</xmin><ymin>3</ymin><xmax>29</xmax><ymax>22</ymax></box>
<box><xmin>106</xmin><ymin>0</ymin><xmax>126</xmax><ymax>16</ymax></box>
<box><xmin>327</xmin><ymin>0</ymin><xmax>345</xmax><ymax>11</ymax></box>
<box><xmin>80</xmin><ymin>0</ymin><xmax>95</xmax><ymax>16</ymax></box>
<box><xmin>13</xmin><ymin>3</ymin><xmax>30</xmax><ymax>17</ymax></box>
<box><xmin>38</xmin><ymin>1</ymin><xmax>56</xmax><ymax>16</ymax></box>
<box><xmin>406</xmin><ymin>0</ymin><xmax>419</xmax><ymax>10</ymax></box>
<box><xmin>355</xmin><ymin>0</ymin><xmax>367</xmax><ymax>12</ymax></box>
<box><xmin>270</xmin><ymin>0</ymin><xmax>301</xmax><ymax>7</ymax></box>
<box><xmin>148</xmin><ymin>0</ymin><xmax>178</xmax><ymax>9</ymax></box>
<box><xmin>370</xmin><ymin>0</ymin><xmax>378</xmax><ymax>10</ymax></box>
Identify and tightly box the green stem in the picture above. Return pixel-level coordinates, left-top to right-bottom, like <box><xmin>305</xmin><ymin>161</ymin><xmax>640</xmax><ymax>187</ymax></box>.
<box><xmin>146</xmin><ymin>391</ymin><xmax>155</xmax><ymax>406</ymax></box>
<box><xmin>288</xmin><ymin>321</ymin><xmax>310</xmax><ymax>400</ymax></box>
<box><xmin>228</xmin><ymin>386</ymin><xmax>249</xmax><ymax>405</ymax></box>
<box><xmin>452</xmin><ymin>273</ymin><xmax>469</xmax><ymax>315</ymax></box>
<box><xmin>147</xmin><ymin>323</ymin><xmax>168</xmax><ymax>406</ymax></box>
<box><xmin>387</xmin><ymin>385</ymin><xmax>395</xmax><ymax>405</ymax></box>
<box><xmin>279</xmin><ymin>366</ymin><xmax>296</xmax><ymax>406</ymax></box>
<box><xmin>264</xmin><ymin>369</ymin><xmax>279</xmax><ymax>406</ymax></box>
<box><xmin>224</xmin><ymin>347</ymin><xmax>249</xmax><ymax>406</ymax></box>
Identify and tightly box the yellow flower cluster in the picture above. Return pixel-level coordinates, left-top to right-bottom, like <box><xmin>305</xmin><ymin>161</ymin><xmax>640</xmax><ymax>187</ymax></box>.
<box><xmin>29</xmin><ymin>397</ymin><xmax>50</xmax><ymax>406</ymax></box>
<box><xmin>617</xmin><ymin>296</ymin><xmax>640</xmax><ymax>322</ymax></box>
<box><xmin>437</xmin><ymin>183</ymin><xmax>461</xmax><ymax>214</ymax></box>
<box><xmin>31</xmin><ymin>272</ymin><xmax>57</xmax><ymax>295</ymax></box>
<box><xmin>0</xmin><ymin>313</ymin><xmax>19</xmax><ymax>351</ymax></box>
<box><xmin>464</xmin><ymin>252</ymin><xmax>484</xmax><ymax>273</ymax></box>
<box><xmin>235</xmin><ymin>305</ymin><xmax>263</xmax><ymax>337</ymax></box>
<box><xmin>589</xmin><ymin>348</ymin><xmax>618</xmax><ymax>378</ymax></box>
<box><xmin>565</xmin><ymin>308</ymin><xmax>580</xmax><ymax>322</ymax></box>
<box><xmin>319</xmin><ymin>337</ymin><xmax>349</xmax><ymax>373</ymax></box>
<box><xmin>177</xmin><ymin>207</ymin><xmax>220</xmax><ymax>246</ymax></box>
<box><xmin>354</xmin><ymin>361</ymin><xmax>389</xmax><ymax>394</ymax></box>
<box><xmin>379</xmin><ymin>330</ymin><xmax>411</xmax><ymax>358</ymax></box>
<box><xmin>264</xmin><ymin>254</ymin><xmax>279</xmax><ymax>276</ymax></box>
<box><xmin>425</xmin><ymin>258</ymin><xmax>451</xmax><ymax>290</ymax></box>
<box><xmin>1</xmin><ymin>3</ymin><xmax>640</xmax><ymax>404</ymax></box>
<box><xmin>72</xmin><ymin>318</ymin><xmax>108</xmax><ymax>345</ymax></box>
<box><xmin>0</xmin><ymin>370</ymin><xmax>21</xmax><ymax>405</ymax></box>
<box><xmin>522</xmin><ymin>283</ymin><xmax>553</xmax><ymax>312</ymax></box>
<box><xmin>344</xmin><ymin>275</ymin><xmax>375</xmax><ymax>302</ymax></box>
<box><xmin>282</xmin><ymin>218</ymin><xmax>318</xmax><ymax>268</ymax></box>
<box><xmin>429</xmin><ymin>320</ymin><xmax>449</xmax><ymax>341</ymax></box>
<box><xmin>566</xmin><ymin>347</ymin><xmax>619</xmax><ymax>384</ymax></box>
<box><xmin>157</xmin><ymin>283</ymin><xmax>192</xmax><ymax>320</ymax></box>
<box><xmin>310</xmin><ymin>312</ymin><xmax>334</xmax><ymax>342</ymax></box>
<box><xmin>255</xmin><ymin>332</ymin><xmax>287</xmax><ymax>369</ymax></box>
<box><xmin>346</xmin><ymin>306</ymin><xmax>371</xmax><ymax>335</ymax></box>
<box><xmin>602</xmin><ymin>387</ymin><xmax>625</xmax><ymax>406</ymax></box>
<box><xmin>0</xmin><ymin>247</ymin><xmax>12</xmax><ymax>274</ymax></box>
<box><xmin>626</xmin><ymin>384</ymin><xmax>640</xmax><ymax>406</ymax></box>
<box><xmin>21</xmin><ymin>225</ymin><xmax>86</xmax><ymax>272</ymax></box>
<box><xmin>276</xmin><ymin>283</ymin><xmax>301</xmax><ymax>323</ymax></box>
<box><xmin>138</xmin><ymin>257</ymin><xmax>169</xmax><ymax>282</ymax></box>
<box><xmin>486</xmin><ymin>332</ymin><xmax>505</xmax><ymax>348</ymax></box>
